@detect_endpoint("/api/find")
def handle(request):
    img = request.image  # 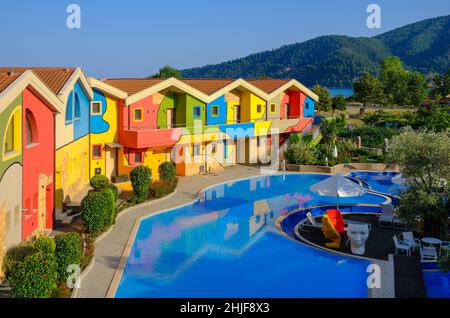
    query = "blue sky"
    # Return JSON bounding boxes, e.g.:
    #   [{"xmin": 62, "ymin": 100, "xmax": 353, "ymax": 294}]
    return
[{"xmin": 0, "ymin": 0, "xmax": 448, "ymax": 78}]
